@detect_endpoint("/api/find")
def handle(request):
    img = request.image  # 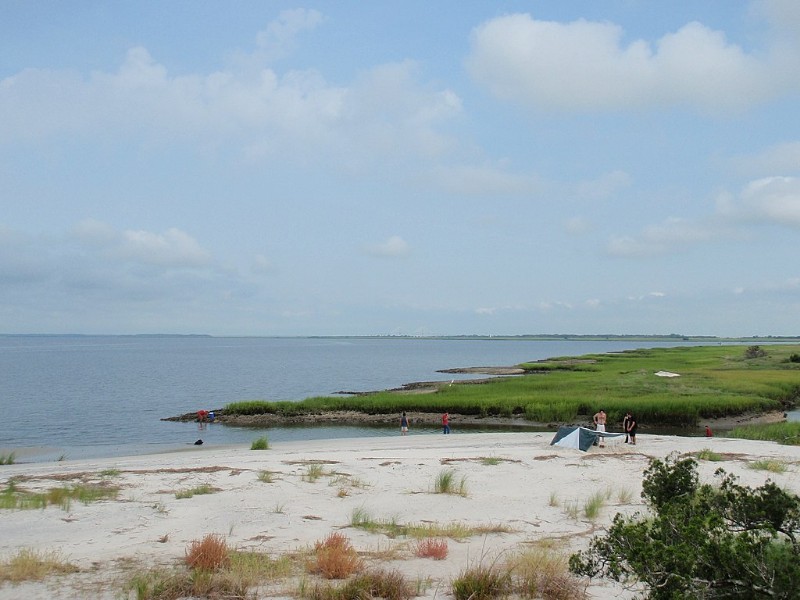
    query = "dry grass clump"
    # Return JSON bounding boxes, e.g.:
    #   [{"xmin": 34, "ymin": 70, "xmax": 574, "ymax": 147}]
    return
[
  {"xmin": 748, "ymin": 459, "xmax": 788, "ymax": 473},
  {"xmin": 413, "ymin": 537, "xmax": 449, "ymax": 560},
  {"xmin": 0, "ymin": 548, "xmax": 79, "ymax": 583},
  {"xmin": 127, "ymin": 548, "xmax": 297, "ymax": 599},
  {"xmin": 304, "ymin": 568, "xmax": 414, "ymax": 600},
  {"xmin": 310, "ymin": 532, "xmax": 362, "ymax": 579},
  {"xmin": 451, "ymin": 562, "xmax": 511, "ymax": 600},
  {"xmin": 451, "ymin": 547, "xmax": 587, "ymax": 600},
  {"xmin": 507, "ymin": 546, "xmax": 588, "ymax": 600},
  {"xmin": 185, "ymin": 533, "xmax": 230, "ymax": 571}
]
